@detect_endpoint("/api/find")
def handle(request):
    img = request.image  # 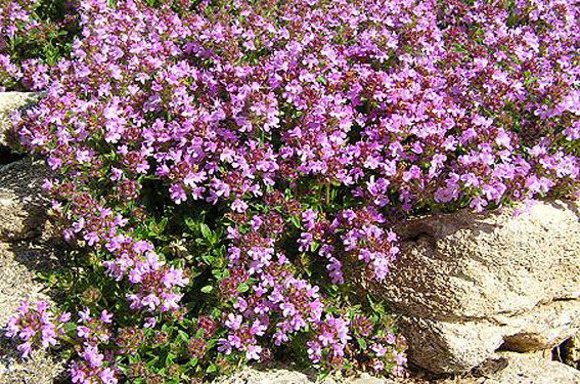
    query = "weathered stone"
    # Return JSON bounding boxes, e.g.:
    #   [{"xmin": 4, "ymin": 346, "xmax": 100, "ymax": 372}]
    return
[
  {"xmin": 0, "ymin": 152, "xmax": 64, "ymax": 384},
  {"xmin": 0, "ymin": 159, "xmax": 50, "ymax": 242},
  {"xmin": 0, "ymin": 241, "xmax": 65, "ymax": 384},
  {"xmin": 444, "ymin": 352, "xmax": 580, "ymax": 384},
  {"xmin": 211, "ymin": 367, "xmax": 318, "ymax": 384},
  {"xmin": 351, "ymin": 376, "xmax": 394, "ymax": 384},
  {"xmin": 0, "ymin": 92, "xmax": 41, "ymax": 148},
  {"xmin": 0, "ymin": 347, "xmax": 65, "ymax": 384},
  {"xmin": 561, "ymin": 334, "xmax": 580, "ymax": 370},
  {"xmin": 499, "ymin": 300, "xmax": 580, "ymax": 352},
  {"xmin": 210, "ymin": 368, "xmax": 399, "ymax": 384},
  {"xmin": 370, "ymin": 200, "xmax": 580, "ymax": 373},
  {"xmin": 398, "ymin": 317, "xmax": 505, "ymax": 374}
]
